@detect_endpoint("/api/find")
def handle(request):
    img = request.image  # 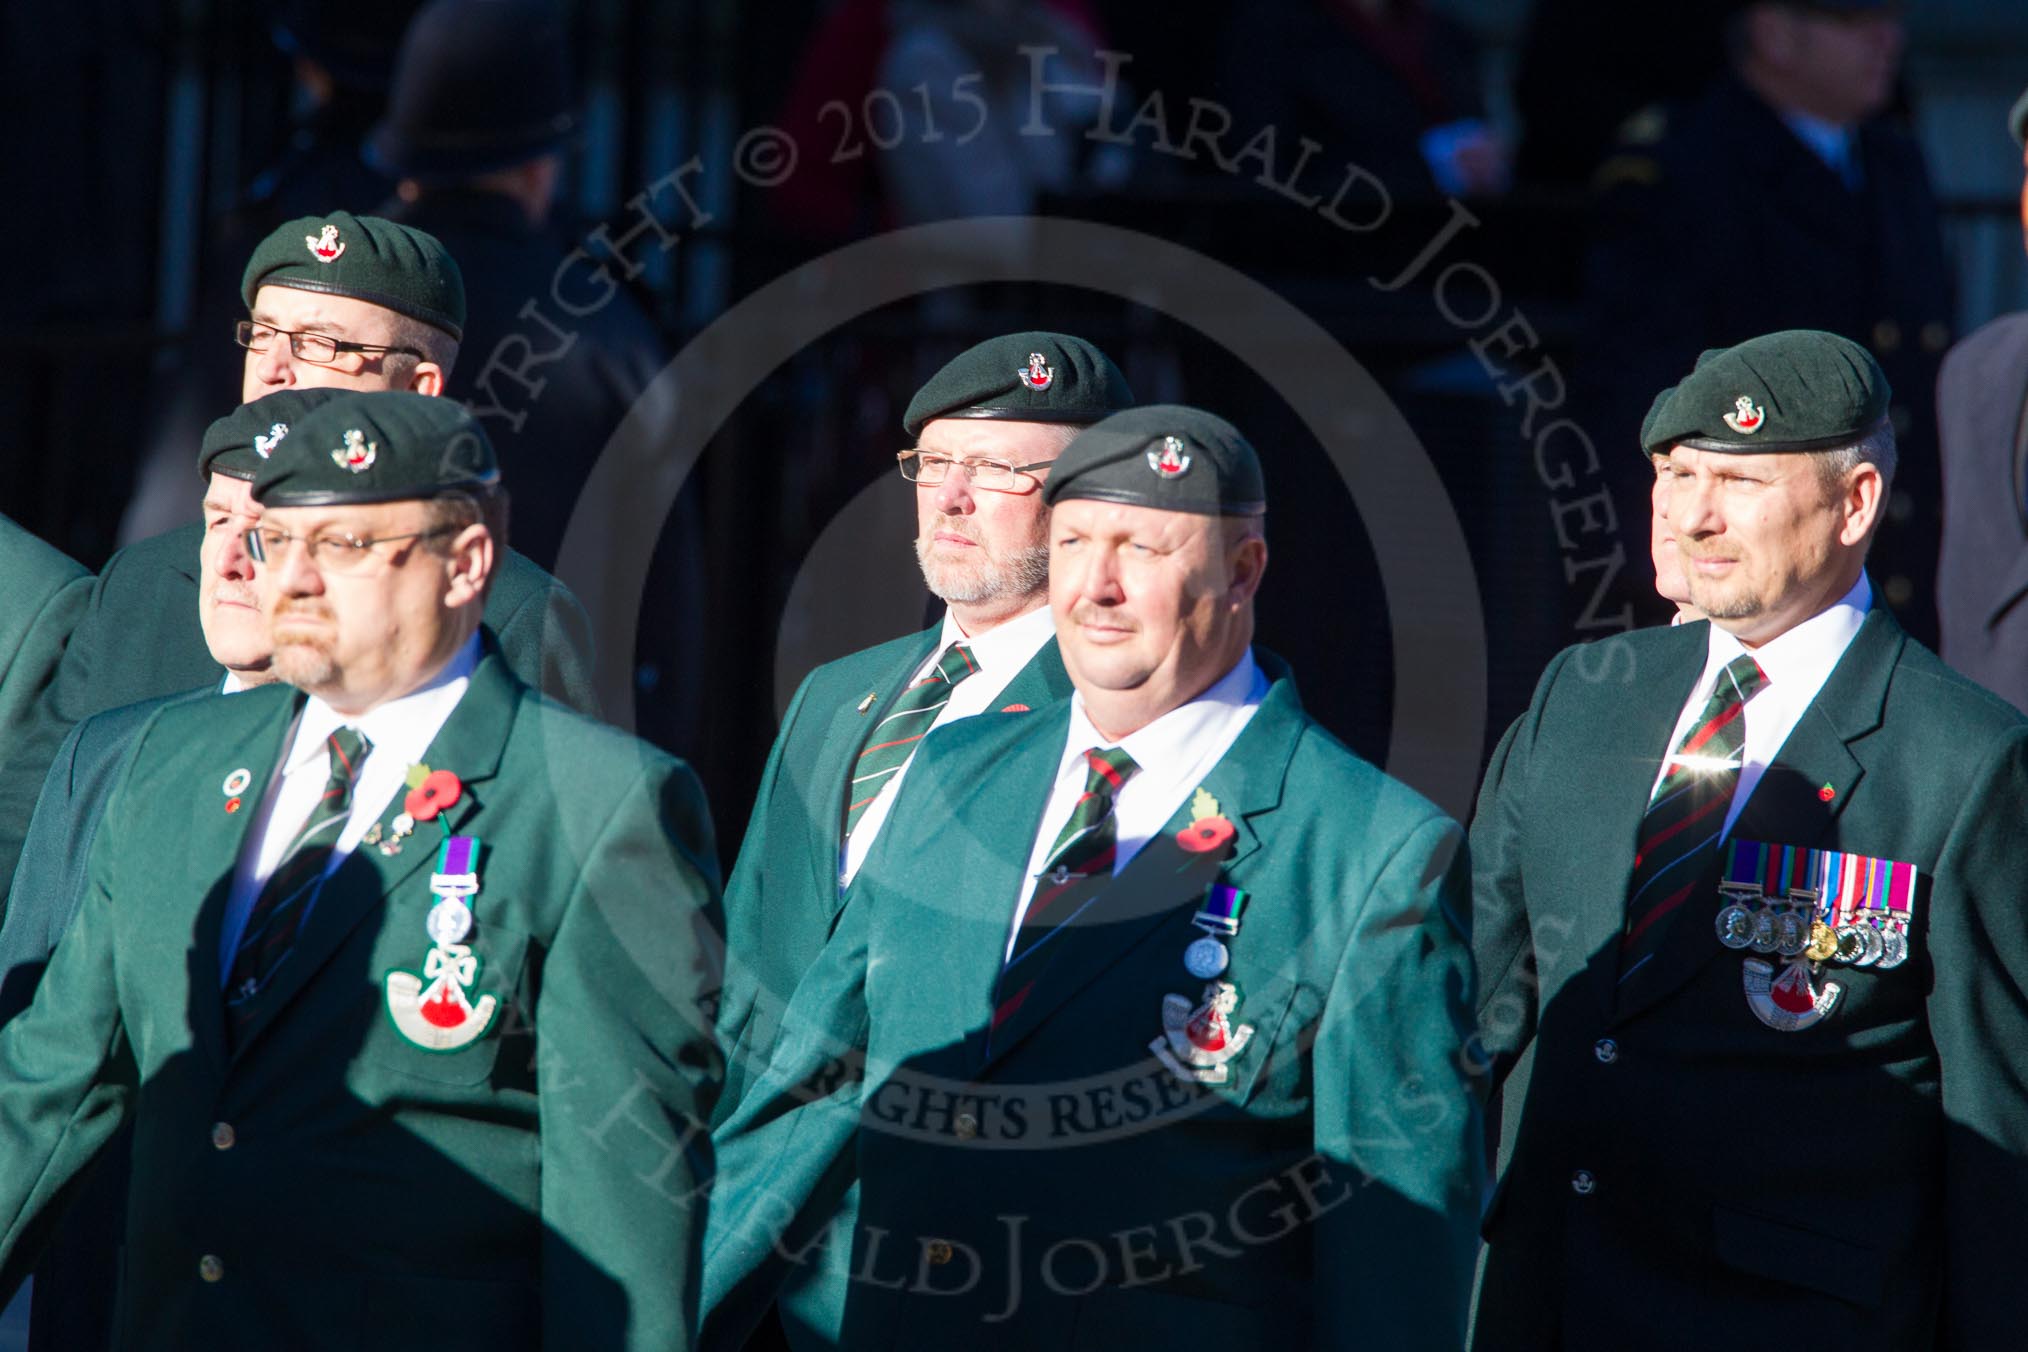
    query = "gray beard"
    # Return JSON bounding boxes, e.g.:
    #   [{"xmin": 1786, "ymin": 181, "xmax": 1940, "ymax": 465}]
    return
[{"xmin": 915, "ymin": 538, "xmax": 1049, "ymax": 605}]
